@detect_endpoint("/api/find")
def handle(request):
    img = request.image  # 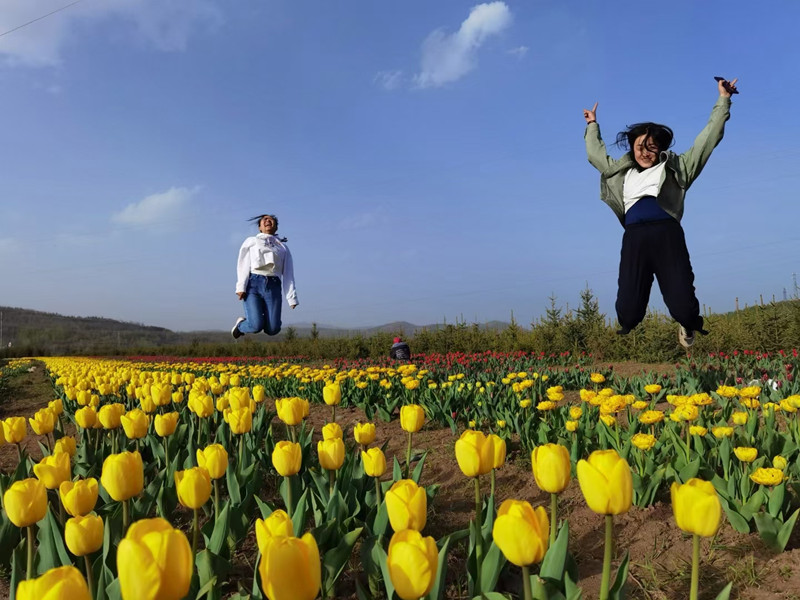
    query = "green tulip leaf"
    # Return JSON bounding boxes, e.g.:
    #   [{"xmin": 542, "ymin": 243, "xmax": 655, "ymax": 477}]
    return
[
  {"xmin": 321, "ymin": 527, "xmax": 363, "ymax": 596},
  {"xmin": 564, "ymin": 571, "xmax": 584, "ymax": 600},
  {"xmin": 678, "ymin": 458, "xmax": 700, "ymax": 483},
  {"xmin": 608, "ymin": 551, "xmax": 630, "ymax": 599},
  {"xmin": 719, "ymin": 496, "xmax": 751, "ymax": 534},
  {"xmin": 292, "ymin": 488, "xmax": 310, "ymax": 537},
  {"xmin": 743, "ymin": 490, "xmax": 766, "ymax": 516},
  {"xmin": 427, "ymin": 534, "xmax": 452, "ymax": 600},
  {"xmin": 767, "ymin": 483, "xmax": 786, "ymax": 518},
  {"xmin": 36, "ymin": 508, "xmax": 70, "ymax": 573},
  {"xmin": 226, "ymin": 467, "xmax": 242, "ymax": 506},
  {"xmin": 777, "ymin": 508, "xmax": 800, "ymax": 551},
  {"xmin": 411, "ymin": 450, "xmax": 429, "ymax": 483},
  {"xmin": 206, "ymin": 500, "xmax": 231, "ymax": 555},
  {"xmin": 254, "ymin": 495, "xmax": 274, "ymax": 520},
  {"xmin": 478, "ymin": 540, "xmax": 506, "ymax": 594},
  {"xmin": 105, "ymin": 577, "xmax": 122, "ymax": 600},
  {"xmin": 251, "ymin": 549, "xmax": 265, "ymax": 600},
  {"xmin": 372, "ymin": 499, "xmax": 389, "ymax": 538},
  {"xmin": 469, "ymin": 594, "xmax": 510, "ymax": 599},
  {"xmin": 540, "ymin": 520, "xmax": 569, "ymax": 583},
  {"xmin": 9, "ymin": 543, "xmax": 24, "ymax": 600},
  {"xmin": 392, "ymin": 457, "xmax": 403, "ymax": 482},
  {"xmin": 714, "ymin": 581, "xmax": 733, "ymax": 600},
  {"xmin": 373, "ymin": 542, "xmax": 396, "ymax": 599}
]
